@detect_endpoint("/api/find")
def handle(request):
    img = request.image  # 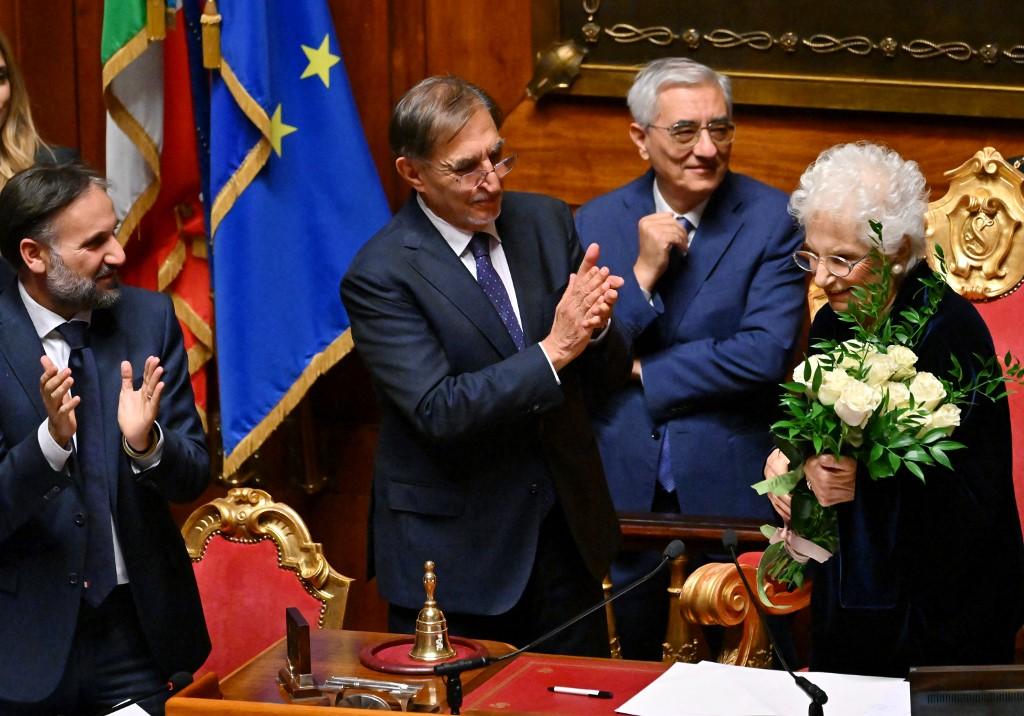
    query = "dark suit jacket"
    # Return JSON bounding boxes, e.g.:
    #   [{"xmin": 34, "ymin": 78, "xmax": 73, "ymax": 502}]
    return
[
  {"xmin": 341, "ymin": 192, "xmax": 625, "ymax": 614},
  {"xmin": 0, "ymin": 277, "xmax": 210, "ymax": 704},
  {"xmin": 575, "ymin": 171, "xmax": 805, "ymax": 519}
]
